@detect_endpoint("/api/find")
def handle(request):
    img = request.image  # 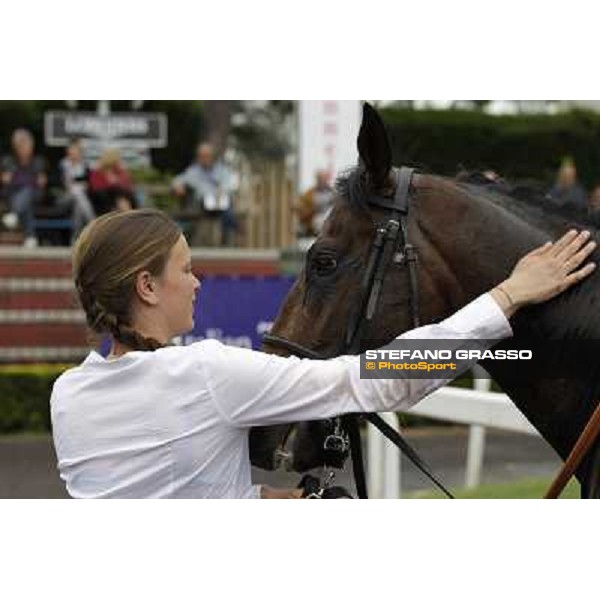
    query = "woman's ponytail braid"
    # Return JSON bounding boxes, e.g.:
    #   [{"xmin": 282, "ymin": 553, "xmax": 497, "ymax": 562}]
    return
[{"xmin": 76, "ymin": 279, "xmax": 164, "ymax": 351}]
